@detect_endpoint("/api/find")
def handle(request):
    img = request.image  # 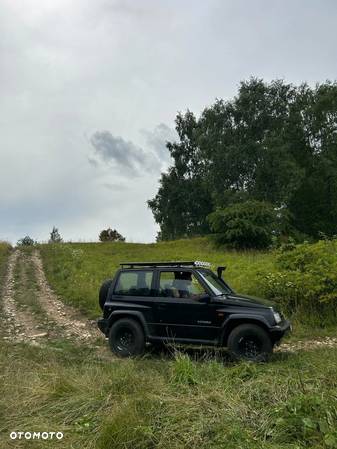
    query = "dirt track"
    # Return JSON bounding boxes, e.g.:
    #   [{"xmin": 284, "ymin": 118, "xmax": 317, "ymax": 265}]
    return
[
  {"xmin": 1, "ymin": 249, "xmax": 336, "ymax": 354},
  {"xmin": 1, "ymin": 249, "xmax": 102, "ymax": 346}
]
